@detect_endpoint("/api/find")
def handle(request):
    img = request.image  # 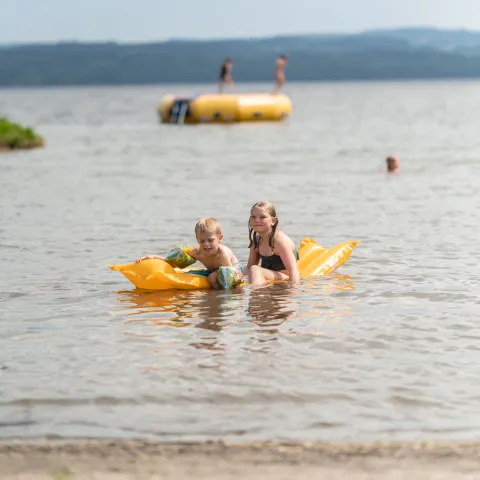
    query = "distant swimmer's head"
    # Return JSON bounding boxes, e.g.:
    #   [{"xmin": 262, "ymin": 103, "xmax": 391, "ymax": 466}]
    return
[
  {"xmin": 224, "ymin": 57, "xmax": 232, "ymax": 65},
  {"xmin": 386, "ymin": 155, "xmax": 399, "ymax": 173},
  {"xmin": 195, "ymin": 217, "xmax": 223, "ymax": 255}
]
